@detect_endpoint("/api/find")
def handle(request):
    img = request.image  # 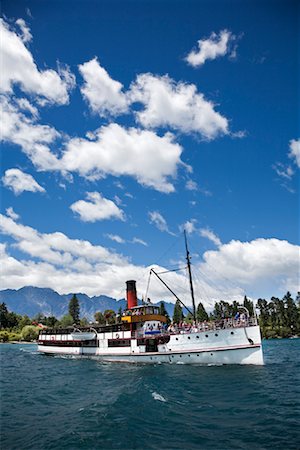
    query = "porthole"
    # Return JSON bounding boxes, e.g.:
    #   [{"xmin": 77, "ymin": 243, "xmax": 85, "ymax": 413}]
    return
[
  {"xmin": 176, "ymin": 338, "xmax": 178, "ymax": 341},
  {"xmin": 215, "ymin": 334, "xmax": 218, "ymax": 337},
  {"xmin": 172, "ymin": 355, "xmax": 174, "ymax": 358},
  {"xmin": 205, "ymin": 334, "xmax": 208, "ymax": 338},
  {"xmin": 188, "ymin": 337, "xmax": 190, "ymax": 340},
  {"xmin": 188, "ymin": 354, "xmax": 190, "ymax": 357},
  {"xmin": 150, "ymin": 357, "xmax": 152, "ymax": 360},
  {"xmin": 211, "ymin": 353, "xmax": 213, "ymax": 356},
  {"xmin": 196, "ymin": 336, "xmax": 199, "ymax": 339},
  {"xmin": 197, "ymin": 354, "xmax": 199, "ymax": 357},
  {"xmin": 179, "ymin": 355, "xmax": 182, "ymax": 358},
  {"xmin": 231, "ymin": 331, "xmax": 234, "ymax": 335}
]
